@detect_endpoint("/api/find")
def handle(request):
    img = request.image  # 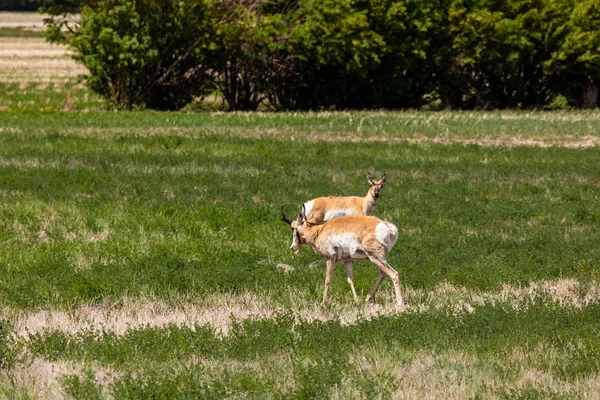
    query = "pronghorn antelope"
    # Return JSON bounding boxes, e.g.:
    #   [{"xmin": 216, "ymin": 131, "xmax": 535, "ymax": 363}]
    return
[
  {"xmin": 280, "ymin": 205, "xmax": 404, "ymax": 308},
  {"xmin": 302, "ymin": 171, "xmax": 386, "ymax": 225}
]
